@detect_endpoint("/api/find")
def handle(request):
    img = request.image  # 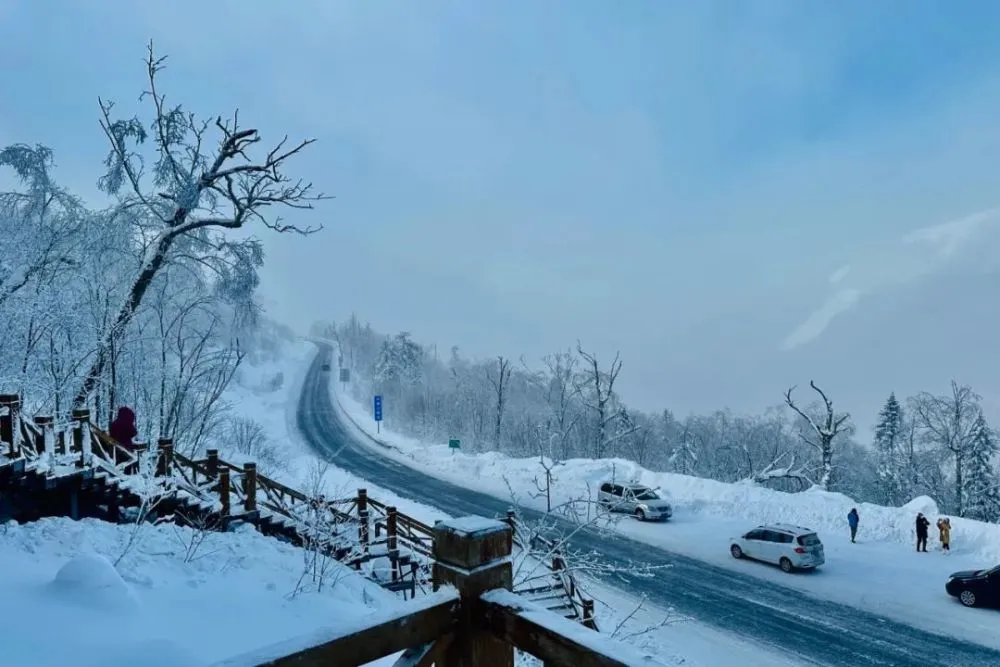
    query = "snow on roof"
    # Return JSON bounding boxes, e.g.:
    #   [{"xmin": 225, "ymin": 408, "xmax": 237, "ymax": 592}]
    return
[
  {"xmin": 481, "ymin": 589, "xmax": 671, "ymax": 666},
  {"xmin": 212, "ymin": 587, "xmax": 460, "ymax": 666},
  {"xmin": 438, "ymin": 515, "xmax": 508, "ymax": 537}
]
